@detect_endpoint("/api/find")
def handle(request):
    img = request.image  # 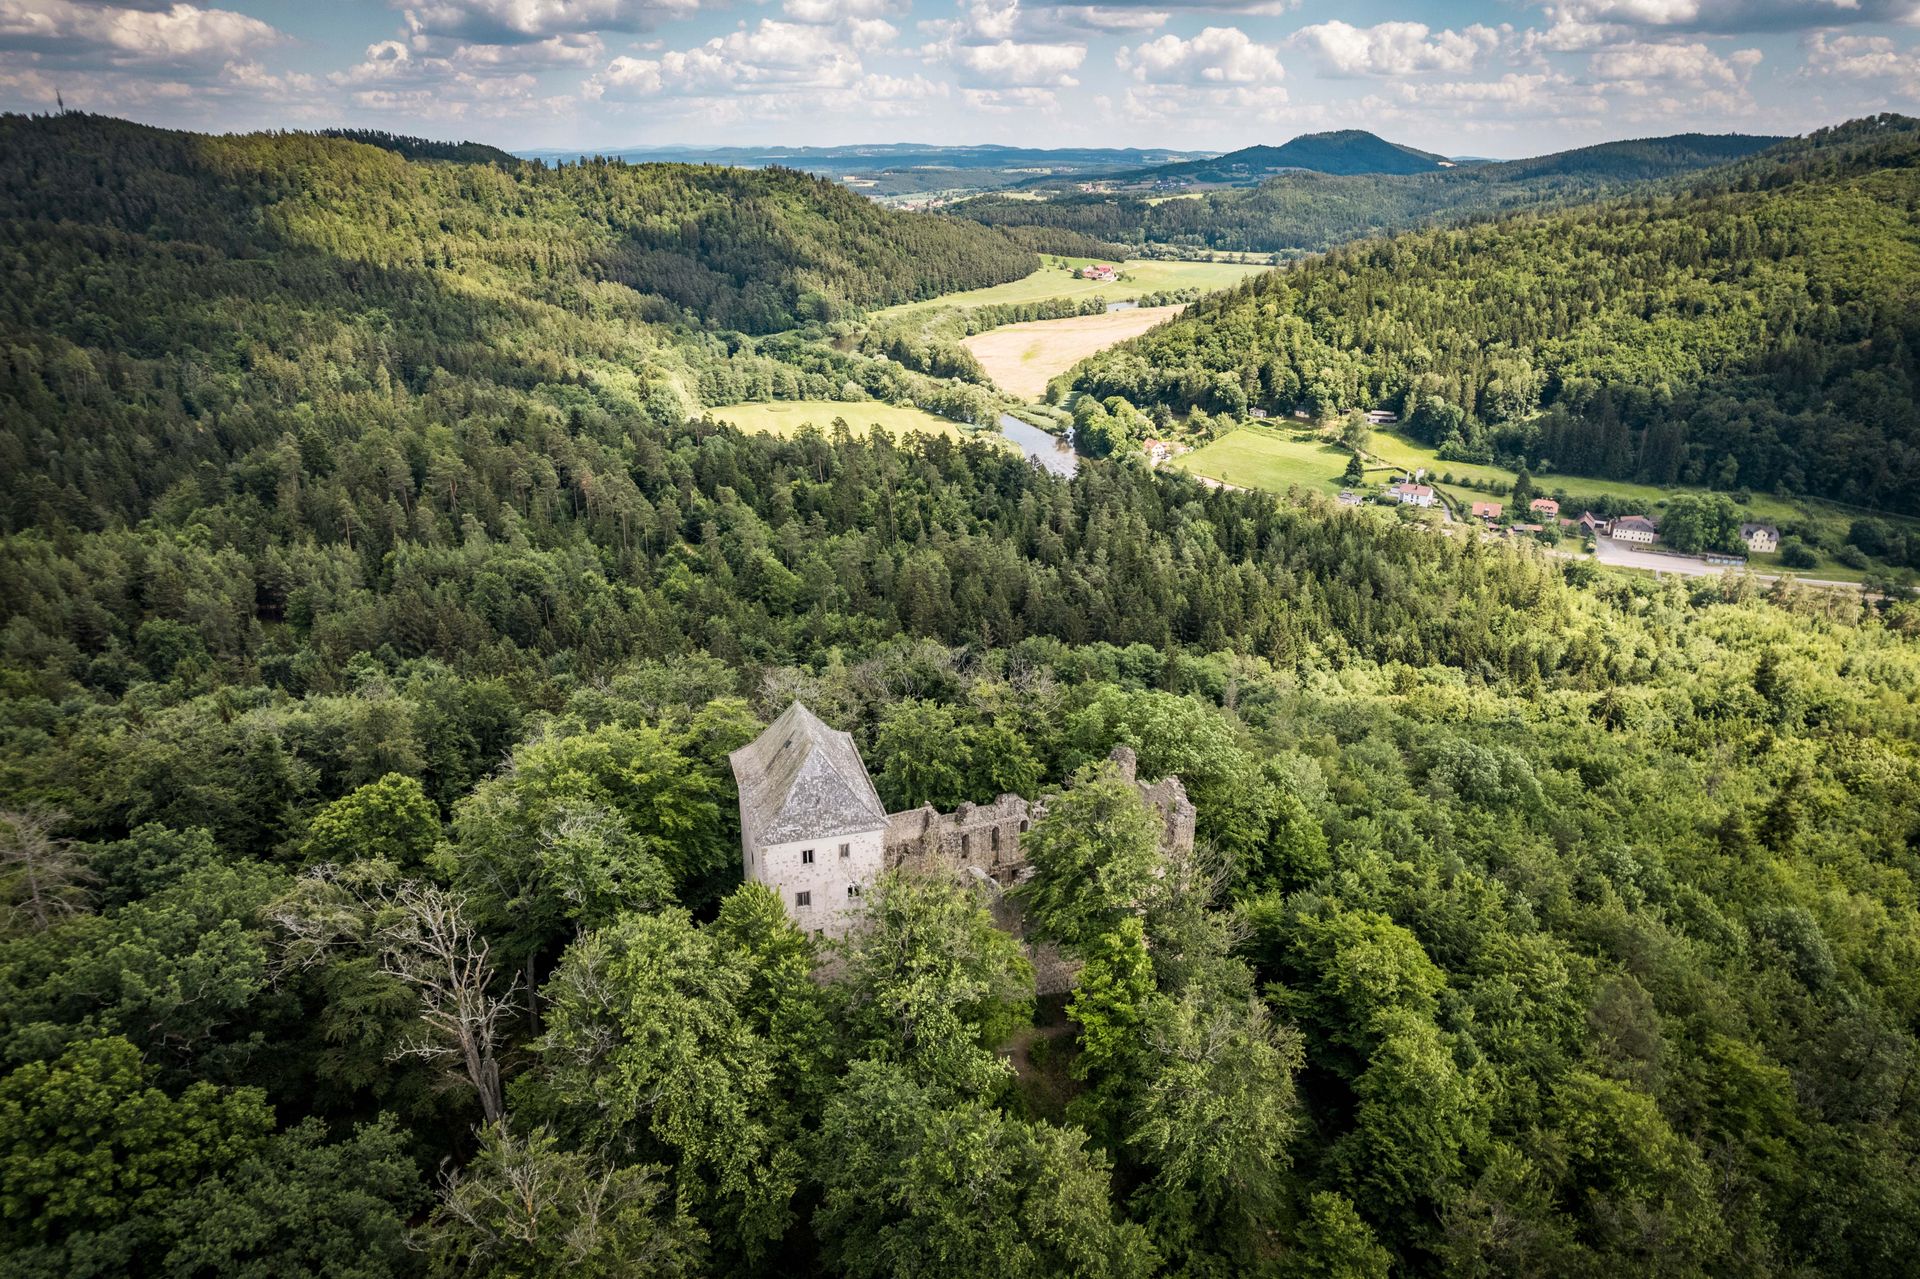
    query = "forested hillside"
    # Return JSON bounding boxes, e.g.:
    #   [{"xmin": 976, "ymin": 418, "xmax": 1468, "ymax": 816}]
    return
[
  {"xmin": 5, "ymin": 112, "xmax": 1920, "ymax": 1279},
  {"xmin": 0, "ymin": 114, "xmax": 1088, "ymax": 529},
  {"xmin": 953, "ymin": 132, "xmax": 1779, "ymax": 254},
  {"xmin": 1136, "ymin": 128, "xmax": 1452, "ymax": 183},
  {"xmin": 316, "ymin": 129, "xmax": 523, "ymax": 167},
  {"xmin": 1066, "ymin": 116, "xmax": 1920, "ymax": 511}
]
